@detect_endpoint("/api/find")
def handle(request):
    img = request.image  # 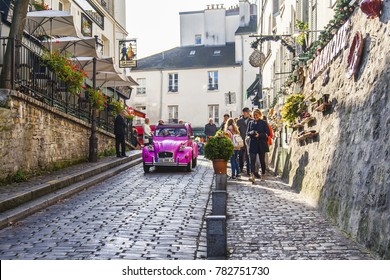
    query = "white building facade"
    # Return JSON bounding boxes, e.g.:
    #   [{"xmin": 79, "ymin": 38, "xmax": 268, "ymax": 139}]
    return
[
  {"xmin": 258, "ymin": 0, "xmax": 335, "ymax": 110},
  {"xmin": 255, "ymin": 0, "xmax": 335, "ymax": 154},
  {"xmin": 129, "ymin": 0, "xmax": 259, "ymax": 129}
]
